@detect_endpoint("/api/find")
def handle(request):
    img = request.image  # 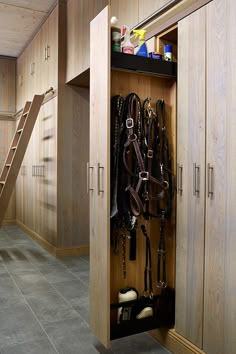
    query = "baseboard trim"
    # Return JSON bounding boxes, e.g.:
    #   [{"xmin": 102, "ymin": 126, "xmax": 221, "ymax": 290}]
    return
[
  {"xmin": 2, "ymin": 219, "xmax": 17, "ymax": 226},
  {"xmin": 16, "ymin": 220, "xmax": 89, "ymax": 258},
  {"xmin": 149, "ymin": 329, "xmax": 206, "ymax": 354}
]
